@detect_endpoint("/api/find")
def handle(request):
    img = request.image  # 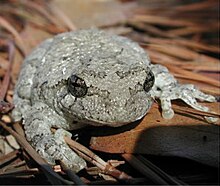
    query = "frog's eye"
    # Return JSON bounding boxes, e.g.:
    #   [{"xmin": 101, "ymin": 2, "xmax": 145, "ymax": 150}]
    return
[
  {"xmin": 143, "ymin": 70, "xmax": 155, "ymax": 92},
  {"xmin": 68, "ymin": 75, "xmax": 88, "ymax": 98}
]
